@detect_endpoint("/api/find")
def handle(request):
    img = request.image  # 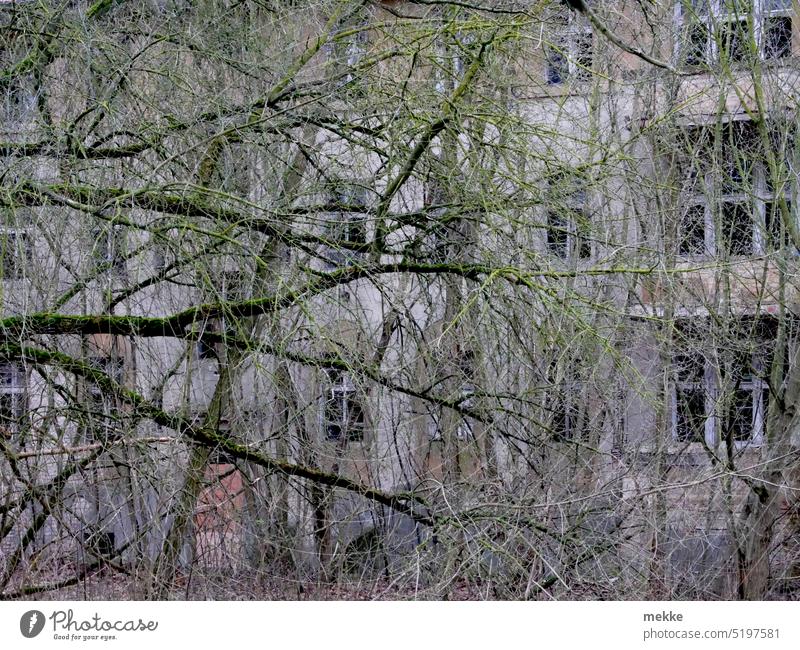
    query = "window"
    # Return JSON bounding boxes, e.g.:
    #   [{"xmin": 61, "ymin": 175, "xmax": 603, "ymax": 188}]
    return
[
  {"xmin": 548, "ymin": 386, "xmax": 583, "ymax": 441},
  {"xmin": 323, "ymin": 184, "xmax": 369, "ymax": 267},
  {"xmin": 433, "ymin": 32, "xmax": 472, "ymax": 94},
  {"xmin": 0, "ymin": 362, "xmax": 26, "ymax": 437},
  {"xmin": 197, "ymin": 339, "xmax": 217, "ymax": 360},
  {"xmin": 671, "ymin": 319, "xmax": 775, "ymax": 446},
  {"xmin": 323, "ymin": 367, "xmax": 365, "ymax": 442},
  {"xmin": 1, "ymin": 75, "xmax": 37, "ymax": 128},
  {"xmin": 546, "ymin": 173, "xmax": 592, "ymax": 260},
  {"xmin": 545, "ymin": 10, "xmax": 593, "ymax": 84},
  {"xmin": 546, "ymin": 209, "xmax": 592, "ymax": 259},
  {"xmin": 86, "ymin": 354, "xmax": 124, "ymax": 439},
  {"xmin": 83, "ymin": 528, "xmax": 116, "ymax": 560},
  {"xmin": 544, "ymin": 362, "xmax": 585, "ymax": 442},
  {"xmin": 426, "ymin": 350, "xmax": 477, "ymax": 441},
  {"xmin": 328, "ymin": 10, "xmax": 369, "ymax": 89},
  {"xmin": 195, "ymin": 318, "xmax": 220, "ymax": 361},
  {"xmin": 0, "ymin": 230, "xmax": 29, "ymax": 280},
  {"xmin": 673, "ymin": 351, "xmax": 709, "ymax": 442},
  {"xmin": 92, "ymin": 225, "xmax": 127, "ymax": 279},
  {"xmin": 677, "ymin": 120, "xmax": 796, "ymax": 257},
  {"xmin": 677, "ymin": 0, "xmax": 793, "ymax": 65},
  {"xmin": 679, "ymin": 203, "xmax": 708, "ymax": 255}
]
